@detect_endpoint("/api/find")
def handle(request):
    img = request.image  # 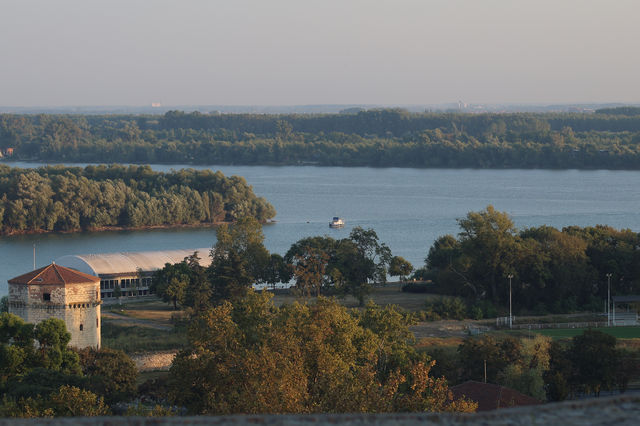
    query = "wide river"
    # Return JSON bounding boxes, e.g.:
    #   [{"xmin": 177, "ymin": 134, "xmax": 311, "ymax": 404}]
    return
[{"xmin": 2, "ymin": 162, "xmax": 640, "ymax": 296}]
